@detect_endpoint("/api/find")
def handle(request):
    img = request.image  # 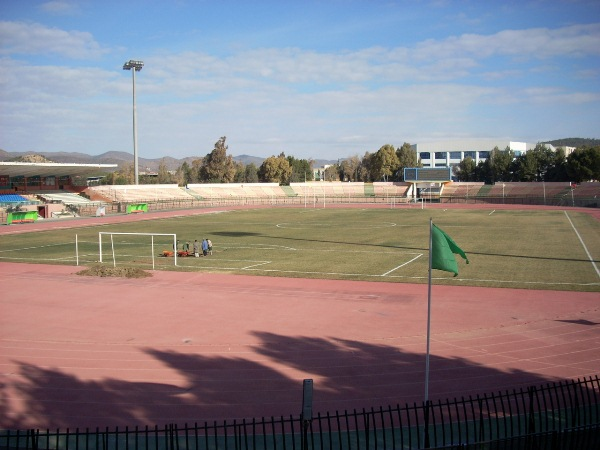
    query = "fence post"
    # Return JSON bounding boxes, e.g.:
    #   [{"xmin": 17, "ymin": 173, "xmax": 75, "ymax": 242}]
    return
[
  {"xmin": 29, "ymin": 429, "xmax": 38, "ymax": 450},
  {"xmin": 526, "ymin": 386, "xmax": 537, "ymax": 449},
  {"xmin": 301, "ymin": 379, "xmax": 313, "ymax": 450},
  {"xmin": 423, "ymin": 400, "xmax": 431, "ymax": 448}
]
